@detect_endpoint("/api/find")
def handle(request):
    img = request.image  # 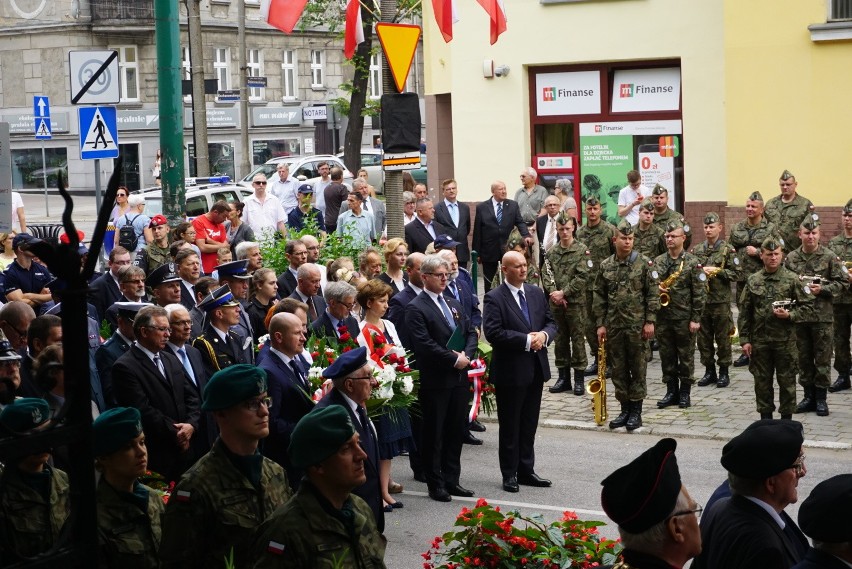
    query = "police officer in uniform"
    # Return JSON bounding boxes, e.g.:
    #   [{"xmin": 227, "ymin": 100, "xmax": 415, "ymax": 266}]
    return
[
  {"xmin": 692, "ymin": 212, "xmax": 742, "ymax": 388},
  {"xmin": 541, "ymin": 212, "xmax": 590, "ymax": 394},
  {"xmin": 785, "ymin": 213, "xmax": 847, "ymax": 416},
  {"xmin": 192, "ymin": 284, "xmax": 250, "ymax": 377},
  {"xmin": 654, "ymin": 220, "xmax": 706, "ymax": 409},
  {"xmin": 215, "ymin": 259, "xmax": 255, "ymax": 361},
  {"xmin": 828, "ymin": 198, "xmax": 852, "ymax": 393},
  {"xmin": 593, "ymin": 220, "xmax": 659, "ymax": 430},
  {"xmin": 764, "ymin": 169, "xmax": 814, "ymax": 252},
  {"xmin": 738, "ymin": 237, "xmax": 814, "ymax": 419}
]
